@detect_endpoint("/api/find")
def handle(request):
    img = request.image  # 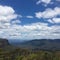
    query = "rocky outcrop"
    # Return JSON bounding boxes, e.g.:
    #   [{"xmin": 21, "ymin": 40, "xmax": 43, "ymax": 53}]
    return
[{"xmin": 0, "ymin": 38, "xmax": 9, "ymax": 48}]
